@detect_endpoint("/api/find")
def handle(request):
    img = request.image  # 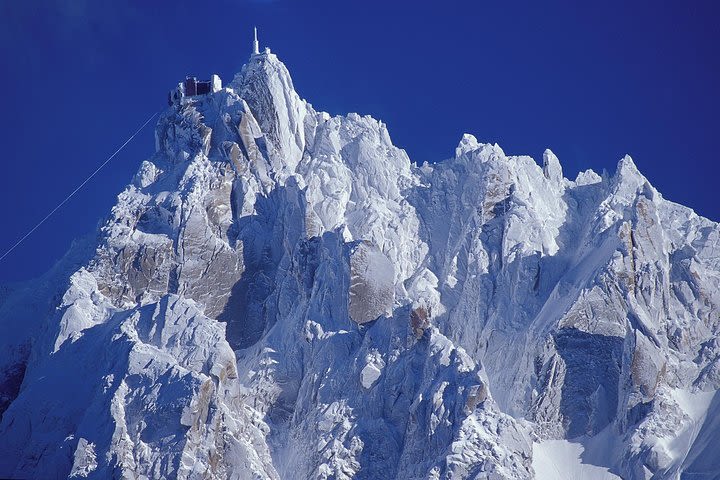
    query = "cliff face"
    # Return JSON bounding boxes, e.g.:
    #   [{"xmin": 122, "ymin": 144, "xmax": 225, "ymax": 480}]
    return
[{"xmin": 0, "ymin": 50, "xmax": 718, "ymax": 480}]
